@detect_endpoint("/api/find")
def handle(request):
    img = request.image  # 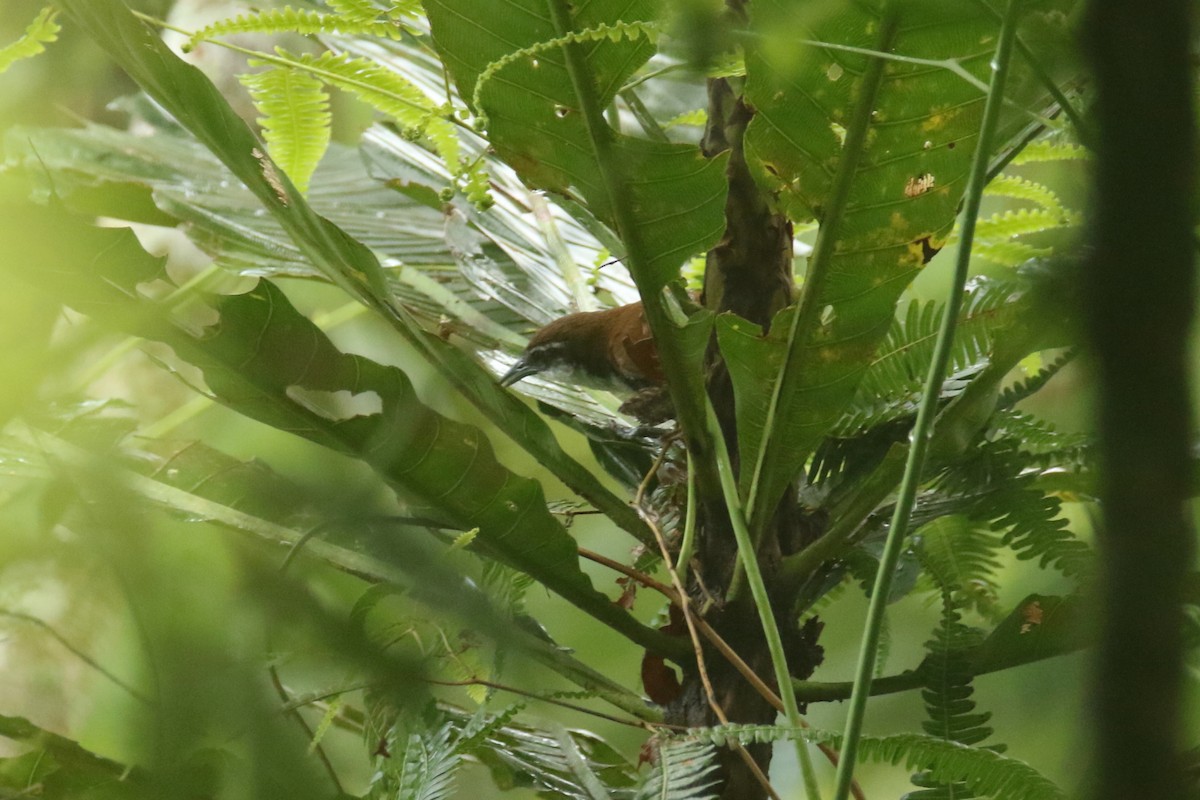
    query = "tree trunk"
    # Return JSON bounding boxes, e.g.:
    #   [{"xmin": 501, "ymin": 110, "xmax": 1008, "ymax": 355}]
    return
[
  {"xmin": 1081, "ymin": 0, "xmax": 1196, "ymax": 797},
  {"xmin": 662, "ymin": 72, "xmax": 824, "ymax": 799}
]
